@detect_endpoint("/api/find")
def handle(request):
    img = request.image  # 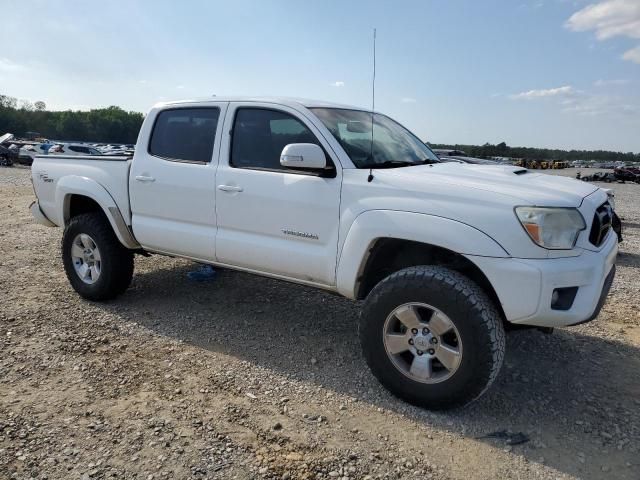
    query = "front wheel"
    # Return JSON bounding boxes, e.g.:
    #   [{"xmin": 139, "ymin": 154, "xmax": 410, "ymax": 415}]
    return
[
  {"xmin": 62, "ymin": 213, "xmax": 134, "ymax": 301},
  {"xmin": 360, "ymin": 266, "xmax": 505, "ymax": 410}
]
